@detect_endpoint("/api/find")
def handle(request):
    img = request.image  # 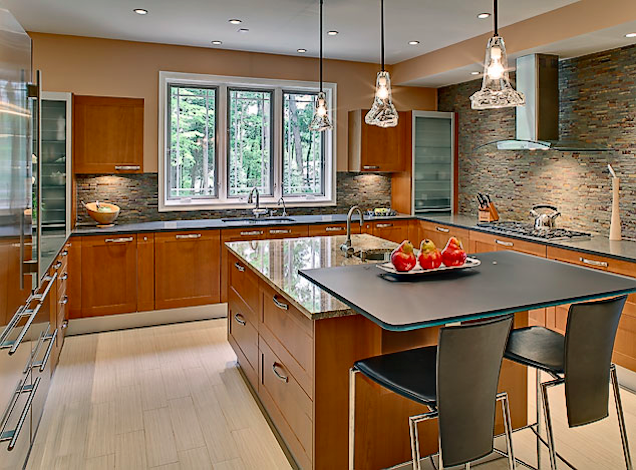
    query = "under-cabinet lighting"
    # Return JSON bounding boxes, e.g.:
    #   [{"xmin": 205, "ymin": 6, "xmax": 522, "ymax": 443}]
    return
[{"xmin": 133, "ymin": 8, "xmax": 148, "ymax": 15}]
